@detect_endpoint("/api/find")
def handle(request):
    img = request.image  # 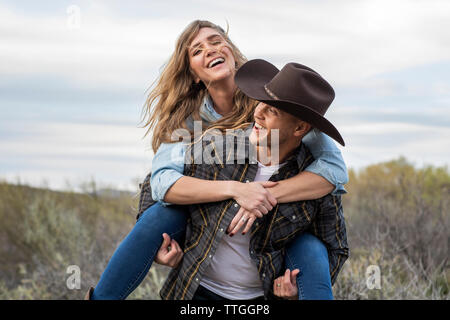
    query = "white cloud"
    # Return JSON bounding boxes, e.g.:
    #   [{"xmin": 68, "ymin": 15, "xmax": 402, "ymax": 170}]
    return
[
  {"xmin": 0, "ymin": 120, "xmax": 153, "ymax": 190},
  {"xmin": 339, "ymin": 121, "xmax": 450, "ymax": 169},
  {"xmin": 1, "ymin": 121, "xmax": 153, "ymax": 158},
  {"xmin": 1, "ymin": 0, "xmax": 449, "ymax": 190},
  {"xmin": 1, "ymin": 0, "xmax": 449, "ymax": 88}
]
